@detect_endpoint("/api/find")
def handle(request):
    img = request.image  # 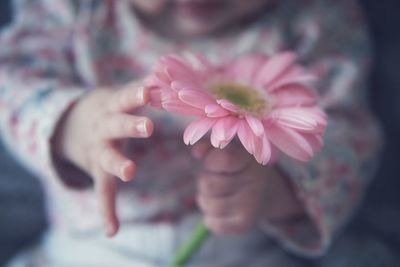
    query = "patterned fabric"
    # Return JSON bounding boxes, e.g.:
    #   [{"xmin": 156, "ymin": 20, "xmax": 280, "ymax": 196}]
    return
[{"xmin": 0, "ymin": 0, "xmax": 382, "ymax": 265}]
